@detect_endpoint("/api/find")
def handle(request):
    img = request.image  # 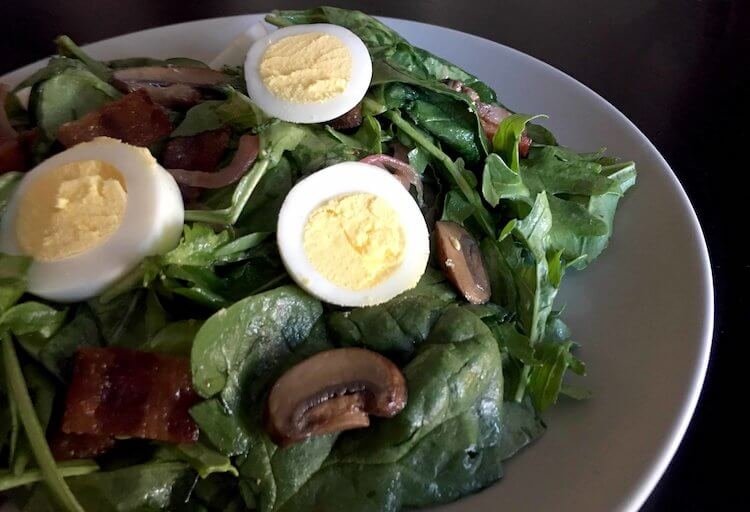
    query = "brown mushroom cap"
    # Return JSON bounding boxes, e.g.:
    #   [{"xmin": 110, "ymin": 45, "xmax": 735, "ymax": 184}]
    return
[
  {"xmin": 265, "ymin": 348, "xmax": 407, "ymax": 447},
  {"xmin": 327, "ymin": 103, "xmax": 363, "ymax": 130},
  {"xmin": 434, "ymin": 221, "xmax": 491, "ymax": 304},
  {"xmin": 112, "ymin": 66, "xmax": 230, "ymax": 87}
]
